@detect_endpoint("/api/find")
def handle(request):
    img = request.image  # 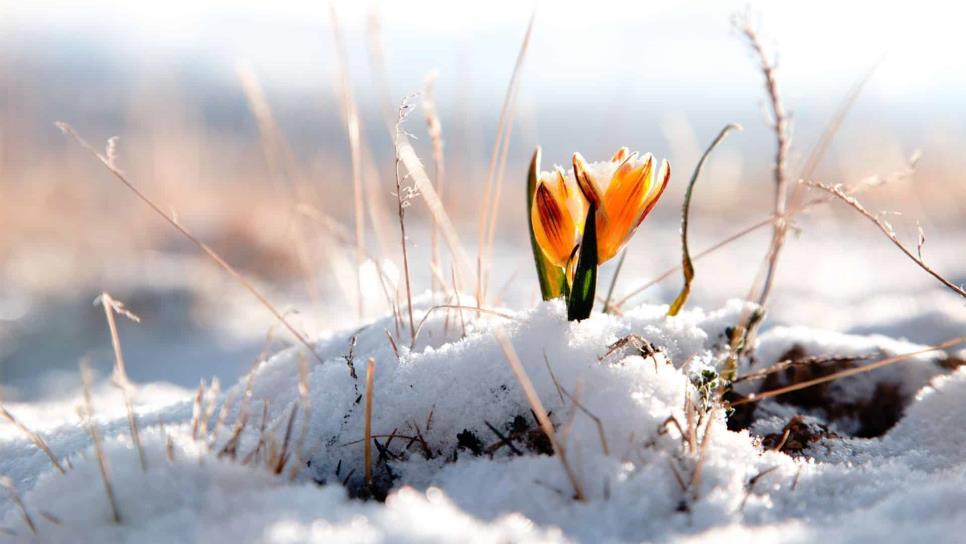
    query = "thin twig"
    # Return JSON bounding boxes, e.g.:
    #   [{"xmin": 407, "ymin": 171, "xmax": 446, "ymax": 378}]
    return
[
  {"xmin": 736, "ymin": 15, "xmax": 791, "ymax": 311},
  {"xmin": 732, "ymin": 336, "xmax": 966, "ymax": 406},
  {"xmin": 805, "ymin": 181, "xmax": 966, "ymax": 299},
  {"xmin": 57, "ymin": 123, "xmax": 324, "ymax": 365}
]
